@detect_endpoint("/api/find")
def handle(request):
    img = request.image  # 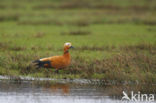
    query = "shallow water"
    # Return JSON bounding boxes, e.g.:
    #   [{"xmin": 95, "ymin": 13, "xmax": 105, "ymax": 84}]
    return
[
  {"xmin": 0, "ymin": 80, "xmax": 116, "ymax": 103},
  {"xmin": 0, "ymin": 77, "xmax": 155, "ymax": 103}
]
